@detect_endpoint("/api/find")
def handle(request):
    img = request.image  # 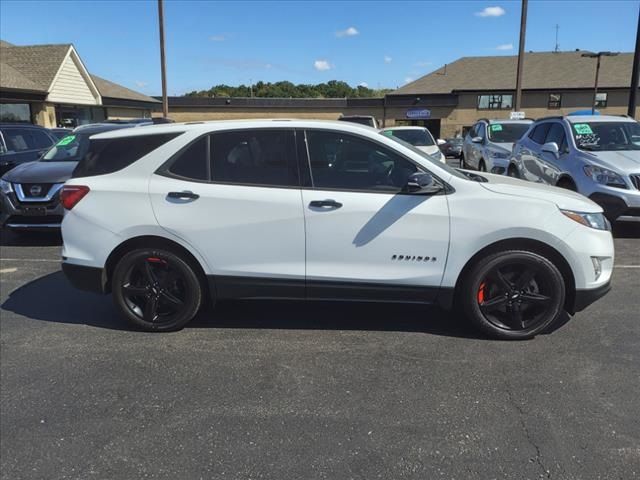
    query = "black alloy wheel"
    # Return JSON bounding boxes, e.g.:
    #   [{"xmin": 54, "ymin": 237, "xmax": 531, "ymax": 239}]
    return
[
  {"xmin": 112, "ymin": 249, "xmax": 202, "ymax": 331},
  {"xmin": 461, "ymin": 250, "xmax": 565, "ymax": 339}
]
